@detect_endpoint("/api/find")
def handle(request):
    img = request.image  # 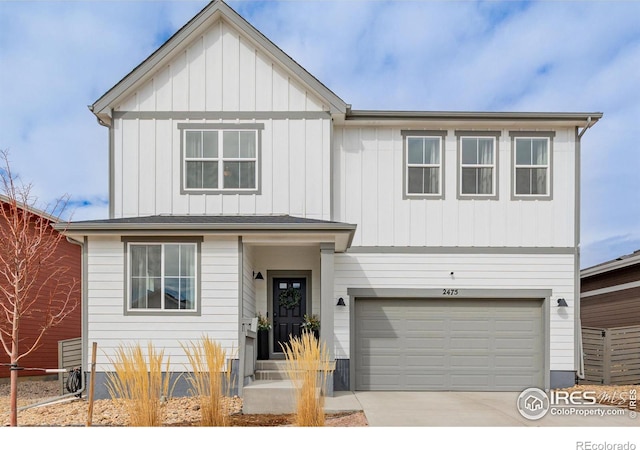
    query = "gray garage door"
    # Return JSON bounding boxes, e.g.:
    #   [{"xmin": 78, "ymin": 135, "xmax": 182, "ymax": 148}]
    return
[{"xmin": 354, "ymin": 298, "xmax": 544, "ymax": 391}]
